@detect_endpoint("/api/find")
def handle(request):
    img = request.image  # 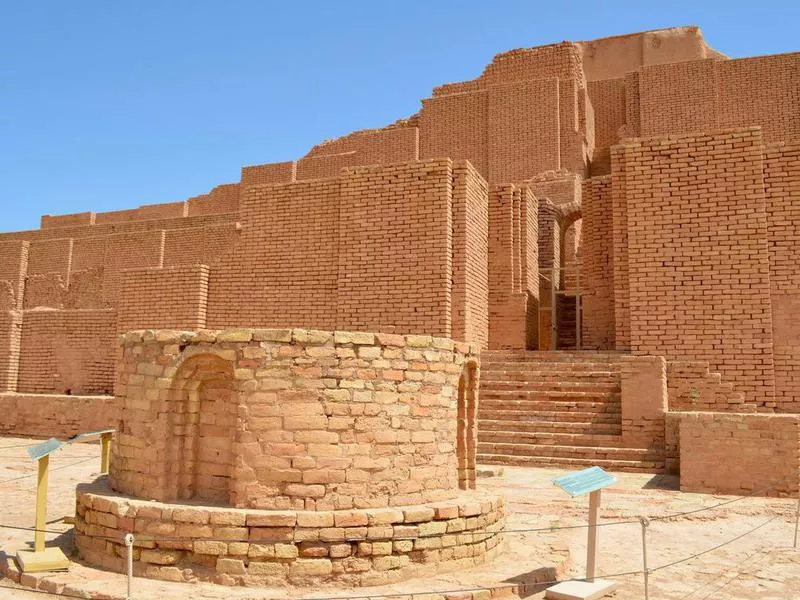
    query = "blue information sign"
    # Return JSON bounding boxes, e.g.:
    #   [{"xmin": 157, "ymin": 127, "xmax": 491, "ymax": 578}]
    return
[{"xmin": 553, "ymin": 466, "xmax": 617, "ymax": 497}]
